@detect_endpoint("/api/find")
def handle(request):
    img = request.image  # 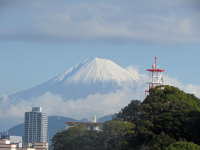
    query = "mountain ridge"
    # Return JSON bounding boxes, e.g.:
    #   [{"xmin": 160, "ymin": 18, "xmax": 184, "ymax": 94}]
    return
[{"xmin": 7, "ymin": 57, "xmax": 139, "ymax": 101}]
